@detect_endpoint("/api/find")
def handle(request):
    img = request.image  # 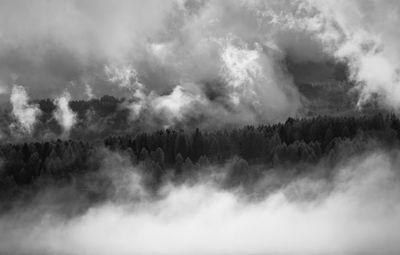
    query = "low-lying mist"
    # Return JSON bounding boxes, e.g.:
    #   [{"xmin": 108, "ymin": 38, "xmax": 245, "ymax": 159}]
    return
[{"xmin": 0, "ymin": 149, "xmax": 400, "ymax": 255}]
